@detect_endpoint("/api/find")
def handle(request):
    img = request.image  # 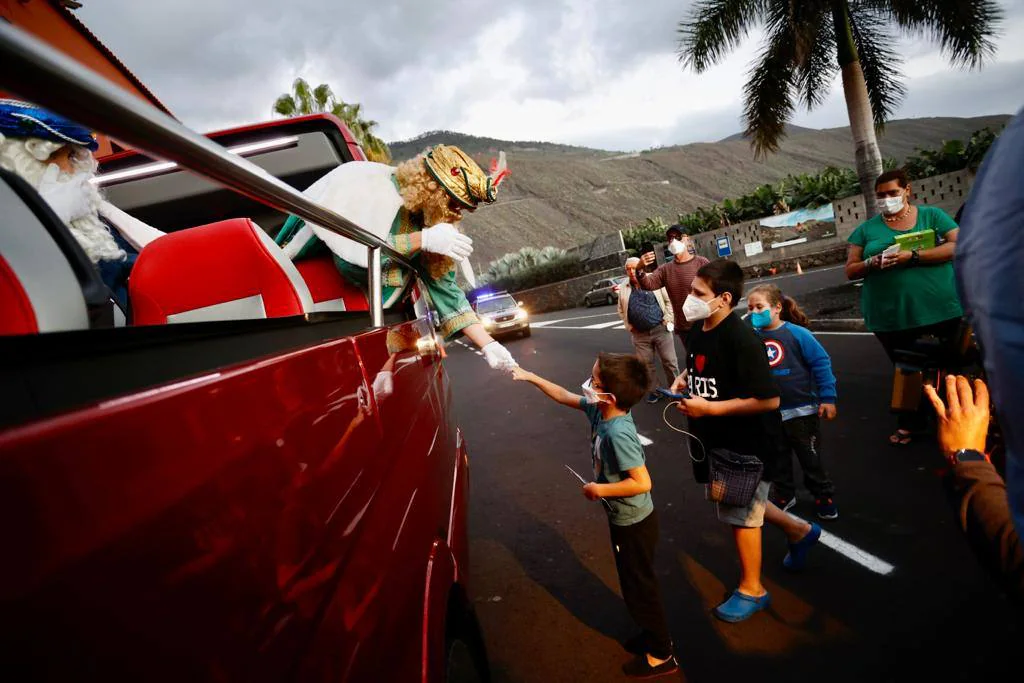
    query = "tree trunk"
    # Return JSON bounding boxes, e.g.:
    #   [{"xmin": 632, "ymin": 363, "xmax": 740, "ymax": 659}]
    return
[
  {"xmin": 841, "ymin": 62, "xmax": 883, "ymax": 218},
  {"xmin": 833, "ymin": 3, "xmax": 882, "ymax": 218}
]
